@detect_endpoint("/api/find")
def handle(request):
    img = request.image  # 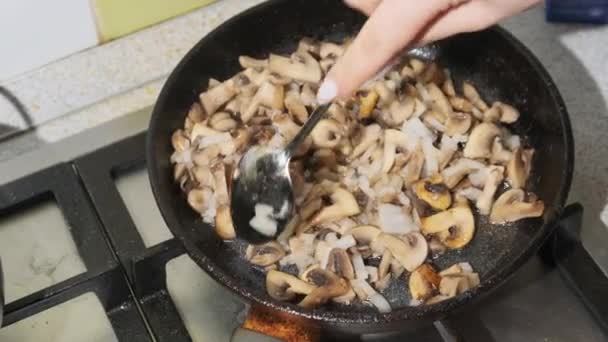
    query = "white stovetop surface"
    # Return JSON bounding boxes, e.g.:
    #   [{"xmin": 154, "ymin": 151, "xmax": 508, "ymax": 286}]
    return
[{"xmin": 0, "ymin": 1, "xmax": 606, "ymax": 341}]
